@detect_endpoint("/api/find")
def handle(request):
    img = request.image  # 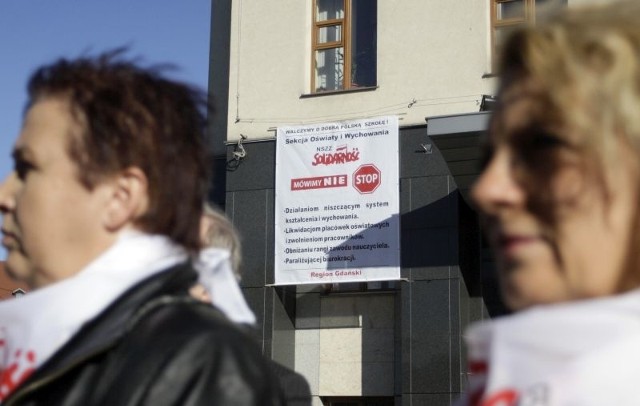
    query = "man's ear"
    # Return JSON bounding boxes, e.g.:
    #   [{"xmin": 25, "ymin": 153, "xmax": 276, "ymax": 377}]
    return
[{"xmin": 103, "ymin": 167, "xmax": 149, "ymax": 231}]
